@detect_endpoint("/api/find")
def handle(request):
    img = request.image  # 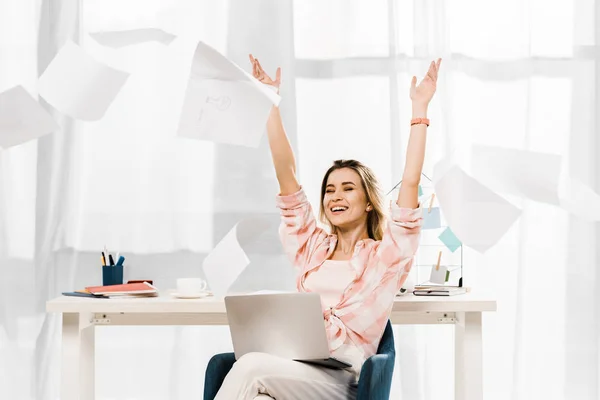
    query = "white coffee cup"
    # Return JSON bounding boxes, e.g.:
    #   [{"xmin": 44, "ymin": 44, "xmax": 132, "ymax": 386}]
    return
[{"xmin": 177, "ymin": 278, "xmax": 208, "ymax": 295}]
